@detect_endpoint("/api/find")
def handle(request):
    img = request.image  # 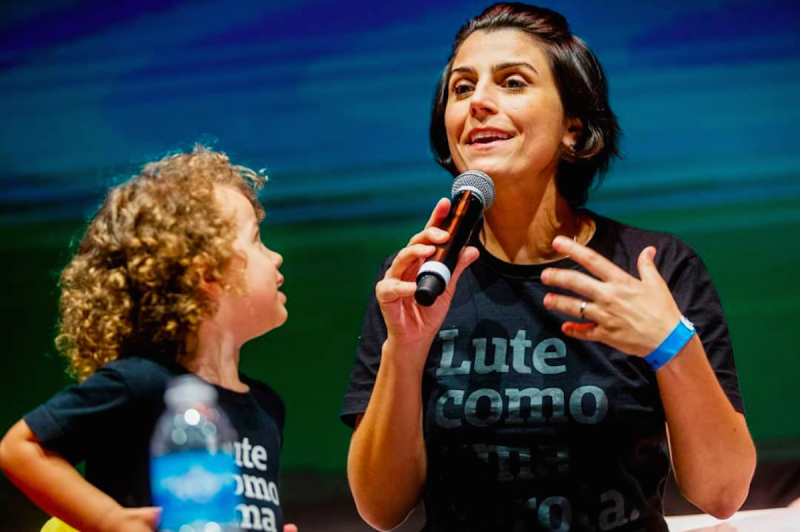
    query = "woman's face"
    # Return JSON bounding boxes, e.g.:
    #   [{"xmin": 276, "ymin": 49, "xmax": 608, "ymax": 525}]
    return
[{"xmin": 444, "ymin": 29, "xmax": 579, "ymax": 183}]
